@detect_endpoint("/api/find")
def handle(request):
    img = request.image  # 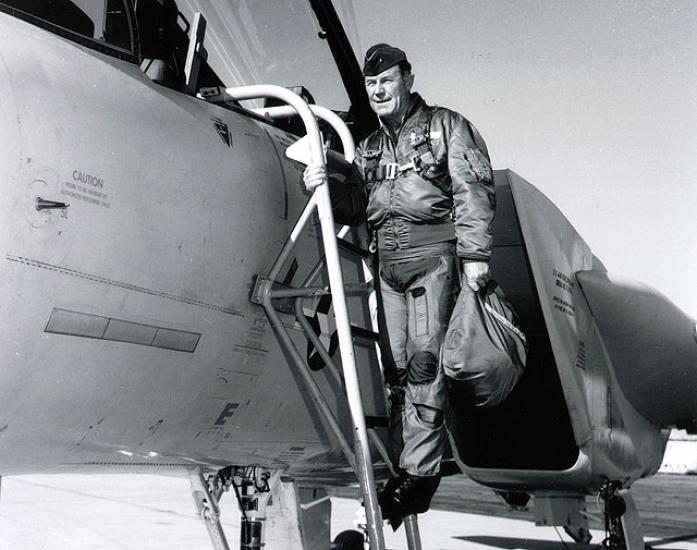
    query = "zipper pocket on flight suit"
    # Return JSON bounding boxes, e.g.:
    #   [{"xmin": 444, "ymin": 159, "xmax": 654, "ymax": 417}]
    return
[
  {"xmin": 407, "ymin": 256, "xmax": 443, "ymax": 338},
  {"xmin": 411, "ymin": 286, "xmax": 429, "ymax": 338}
]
